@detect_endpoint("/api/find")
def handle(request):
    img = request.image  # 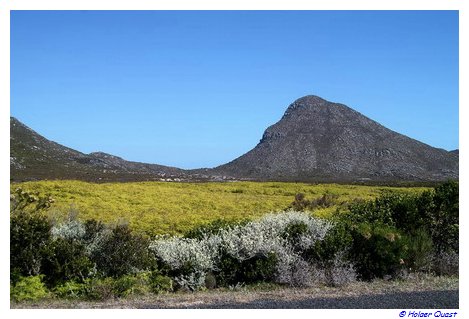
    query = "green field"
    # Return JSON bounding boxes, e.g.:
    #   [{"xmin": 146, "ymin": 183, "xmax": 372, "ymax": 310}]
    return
[{"xmin": 11, "ymin": 180, "xmax": 429, "ymax": 236}]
